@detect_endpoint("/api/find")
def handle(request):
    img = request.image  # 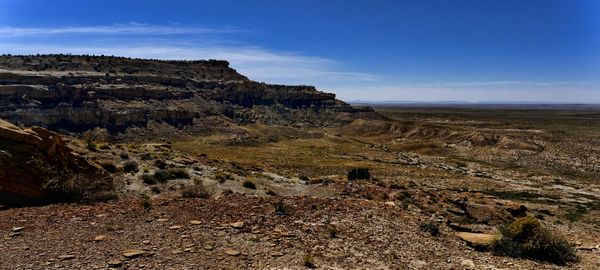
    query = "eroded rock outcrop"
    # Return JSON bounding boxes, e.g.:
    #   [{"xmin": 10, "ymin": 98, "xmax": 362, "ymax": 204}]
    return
[
  {"xmin": 0, "ymin": 119, "xmax": 113, "ymax": 206},
  {"xmin": 0, "ymin": 55, "xmax": 374, "ymax": 131}
]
